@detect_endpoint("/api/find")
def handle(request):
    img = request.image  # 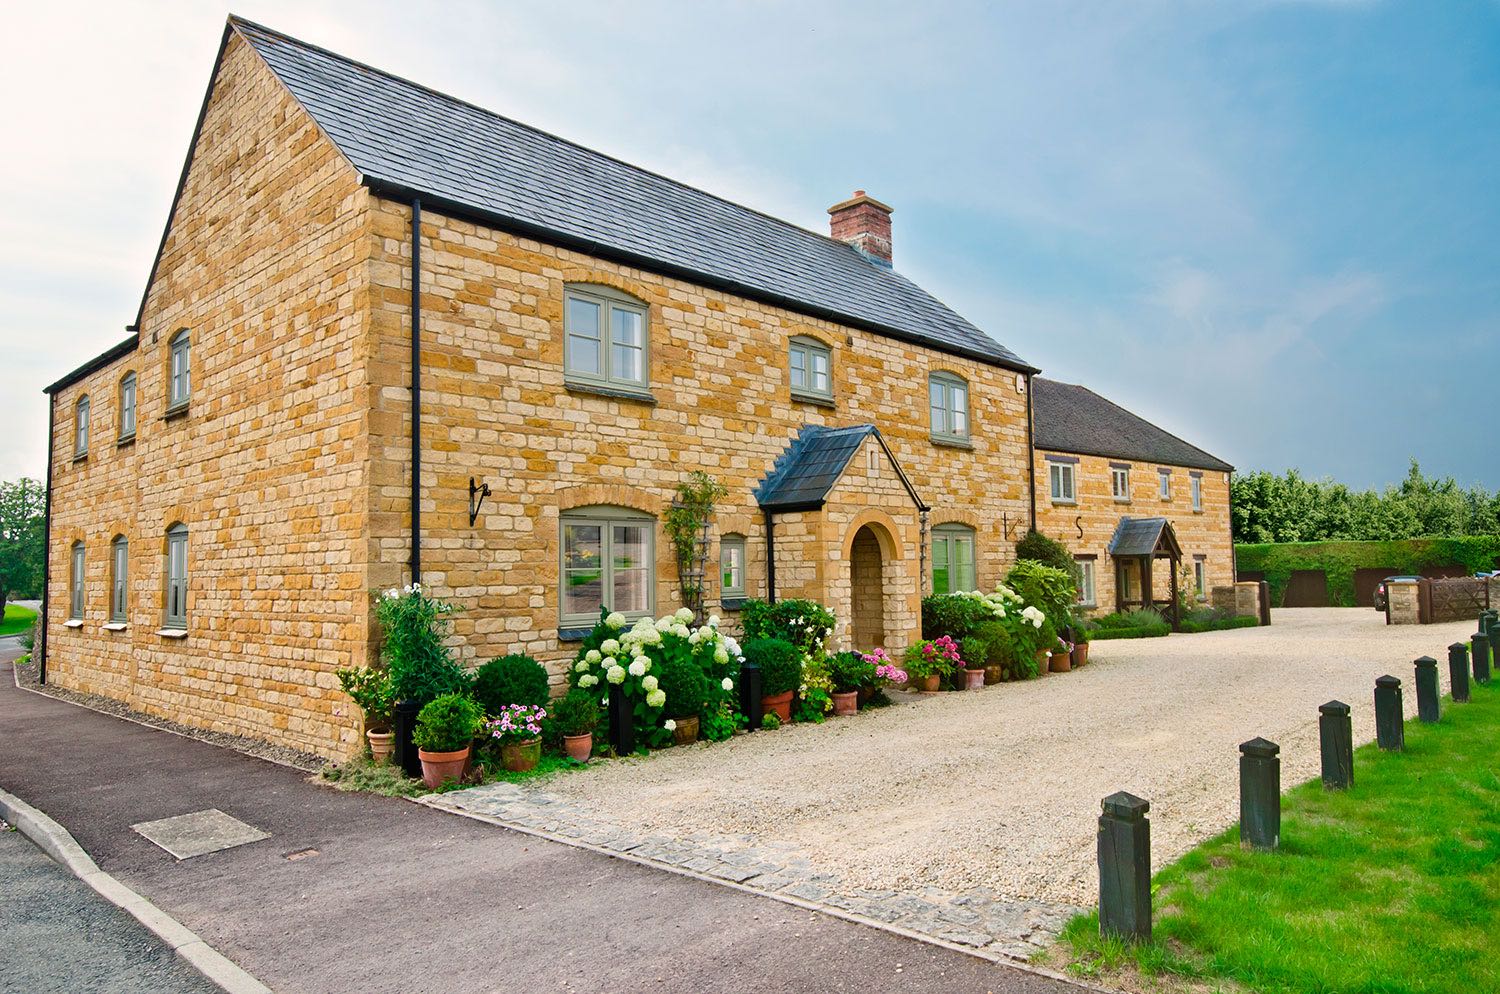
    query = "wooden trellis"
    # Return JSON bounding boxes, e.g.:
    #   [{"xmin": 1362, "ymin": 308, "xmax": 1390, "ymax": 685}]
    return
[{"xmin": 671, "ymin": 497, "xmax": 713, "ymax": 625}]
